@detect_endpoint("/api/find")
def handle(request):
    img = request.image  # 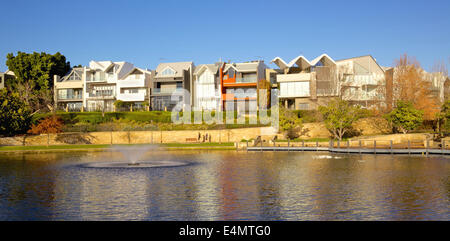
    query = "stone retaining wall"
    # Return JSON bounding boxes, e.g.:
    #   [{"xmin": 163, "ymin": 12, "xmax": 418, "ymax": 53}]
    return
[{"xmin": 0, "ymin": 127, "xmax": 279, "ymax": 146}]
